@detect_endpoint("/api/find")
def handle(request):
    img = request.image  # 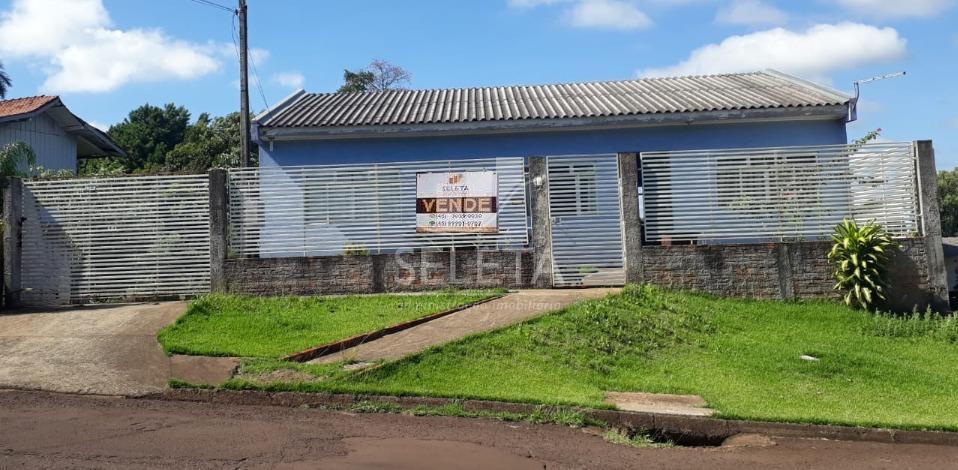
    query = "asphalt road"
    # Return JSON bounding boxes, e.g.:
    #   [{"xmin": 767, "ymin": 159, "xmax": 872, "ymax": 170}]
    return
[{"xmin": 2, "ymin": 390, "xmax": 957, "ymax": 469}]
